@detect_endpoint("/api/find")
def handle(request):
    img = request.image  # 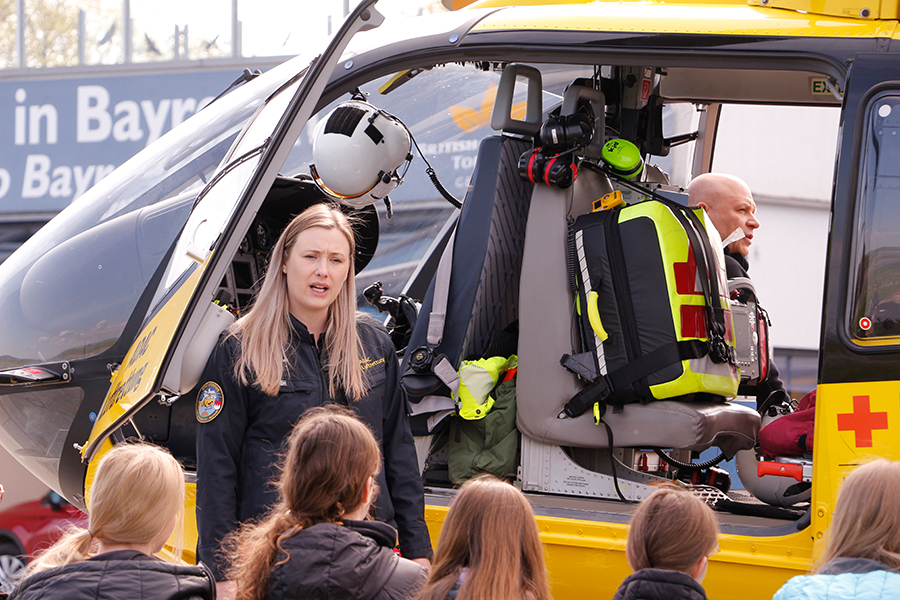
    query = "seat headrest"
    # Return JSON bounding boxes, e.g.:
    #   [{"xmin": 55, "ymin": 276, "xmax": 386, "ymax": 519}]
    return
[{"xmin": 490, "ymin": 64, "xmax": 543, "ymax": 137}]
